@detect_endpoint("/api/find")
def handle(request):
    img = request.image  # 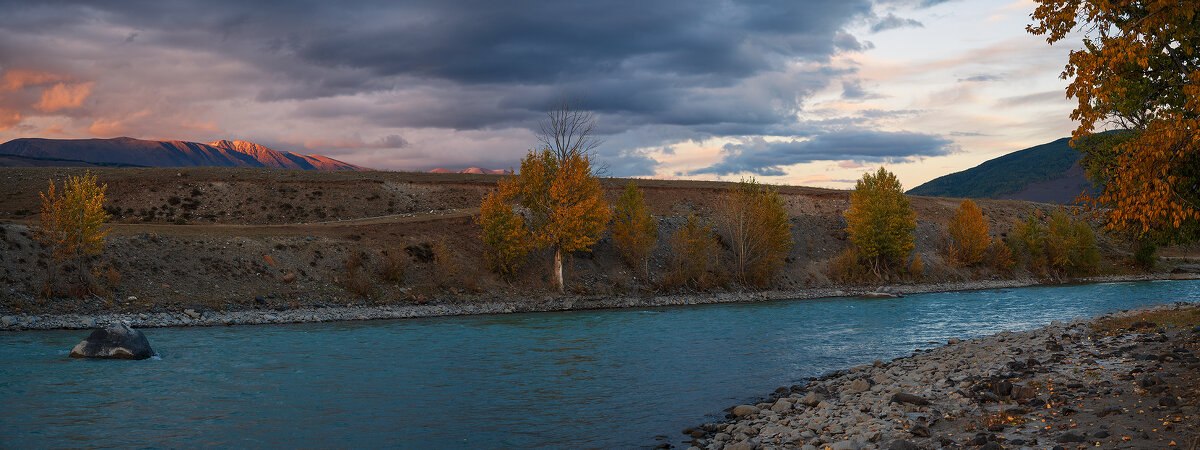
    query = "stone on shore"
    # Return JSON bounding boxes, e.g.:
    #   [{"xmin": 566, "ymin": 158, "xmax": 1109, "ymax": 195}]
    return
[
  {"xmin": 890, "ymin": 392, "xmax": 929, "ymax": 406},
  {"xmin": 69, "ymin": 324, "xmax": 156, "ymax": 360},
  {"xmin": 731, "ymin": 405, "xmax": 759, "ymax": 417}
]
